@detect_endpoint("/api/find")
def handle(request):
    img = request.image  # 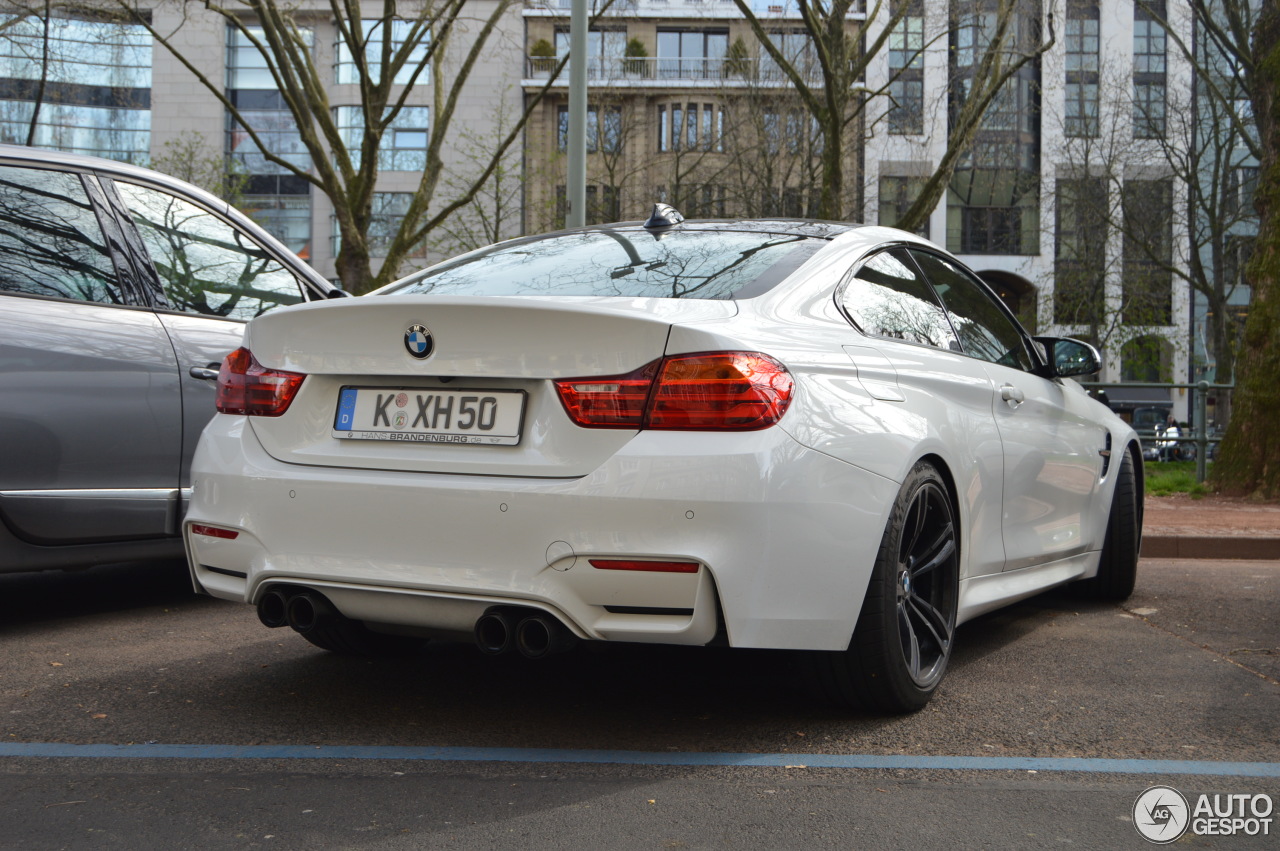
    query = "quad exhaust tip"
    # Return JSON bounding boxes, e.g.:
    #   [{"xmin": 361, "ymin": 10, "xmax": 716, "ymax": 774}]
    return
[
  {"xmin": 256, "ymin": 589, "xmax": 290, "ymax": 629},
  {"xmin": 256, "ymin": 587, "xmax": 339, "ymax": 635},
  {"xmin": 474, "ymin": 610, "xmax": 515, "ymax": 655},
  {"xmin": 474, "ymin": 608, "xmax": 576, "ymax": 658}
]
